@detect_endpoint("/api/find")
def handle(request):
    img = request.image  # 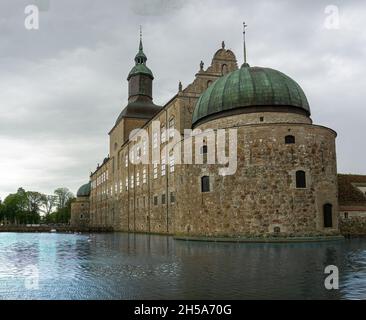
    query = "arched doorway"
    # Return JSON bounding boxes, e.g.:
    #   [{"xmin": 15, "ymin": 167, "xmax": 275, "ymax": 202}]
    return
[{"xmin": 323, "ymin": 203, "xmax": 333, "ymax": 228}]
